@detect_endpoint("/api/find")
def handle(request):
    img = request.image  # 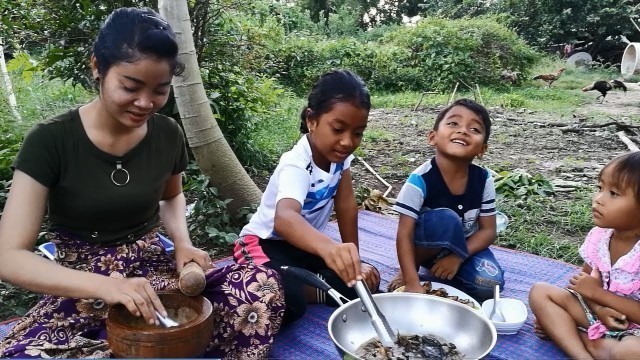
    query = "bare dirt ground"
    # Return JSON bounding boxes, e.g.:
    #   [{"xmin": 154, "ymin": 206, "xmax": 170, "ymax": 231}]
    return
[{"xmin": 349, "ymin": 82, "xmax": 640, "ymax": 244}]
